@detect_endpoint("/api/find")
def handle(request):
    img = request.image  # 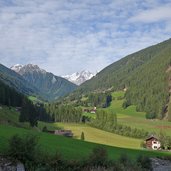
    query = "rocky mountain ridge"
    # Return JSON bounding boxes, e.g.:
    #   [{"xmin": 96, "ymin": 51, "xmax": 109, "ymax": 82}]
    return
[
  {"xmin": 10, "ymin": 64, "xmax": 77, "ymax": 101},
  {"xmin": 63, "ymin": 70, "xmax": 95, "ymax": 85}
]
